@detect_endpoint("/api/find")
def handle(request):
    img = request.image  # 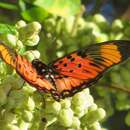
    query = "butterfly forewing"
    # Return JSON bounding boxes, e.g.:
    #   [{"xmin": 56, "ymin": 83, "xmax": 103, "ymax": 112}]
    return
[{"xmin": 51, "ymin": 40, "xmax": 130, "ymax": 99}]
